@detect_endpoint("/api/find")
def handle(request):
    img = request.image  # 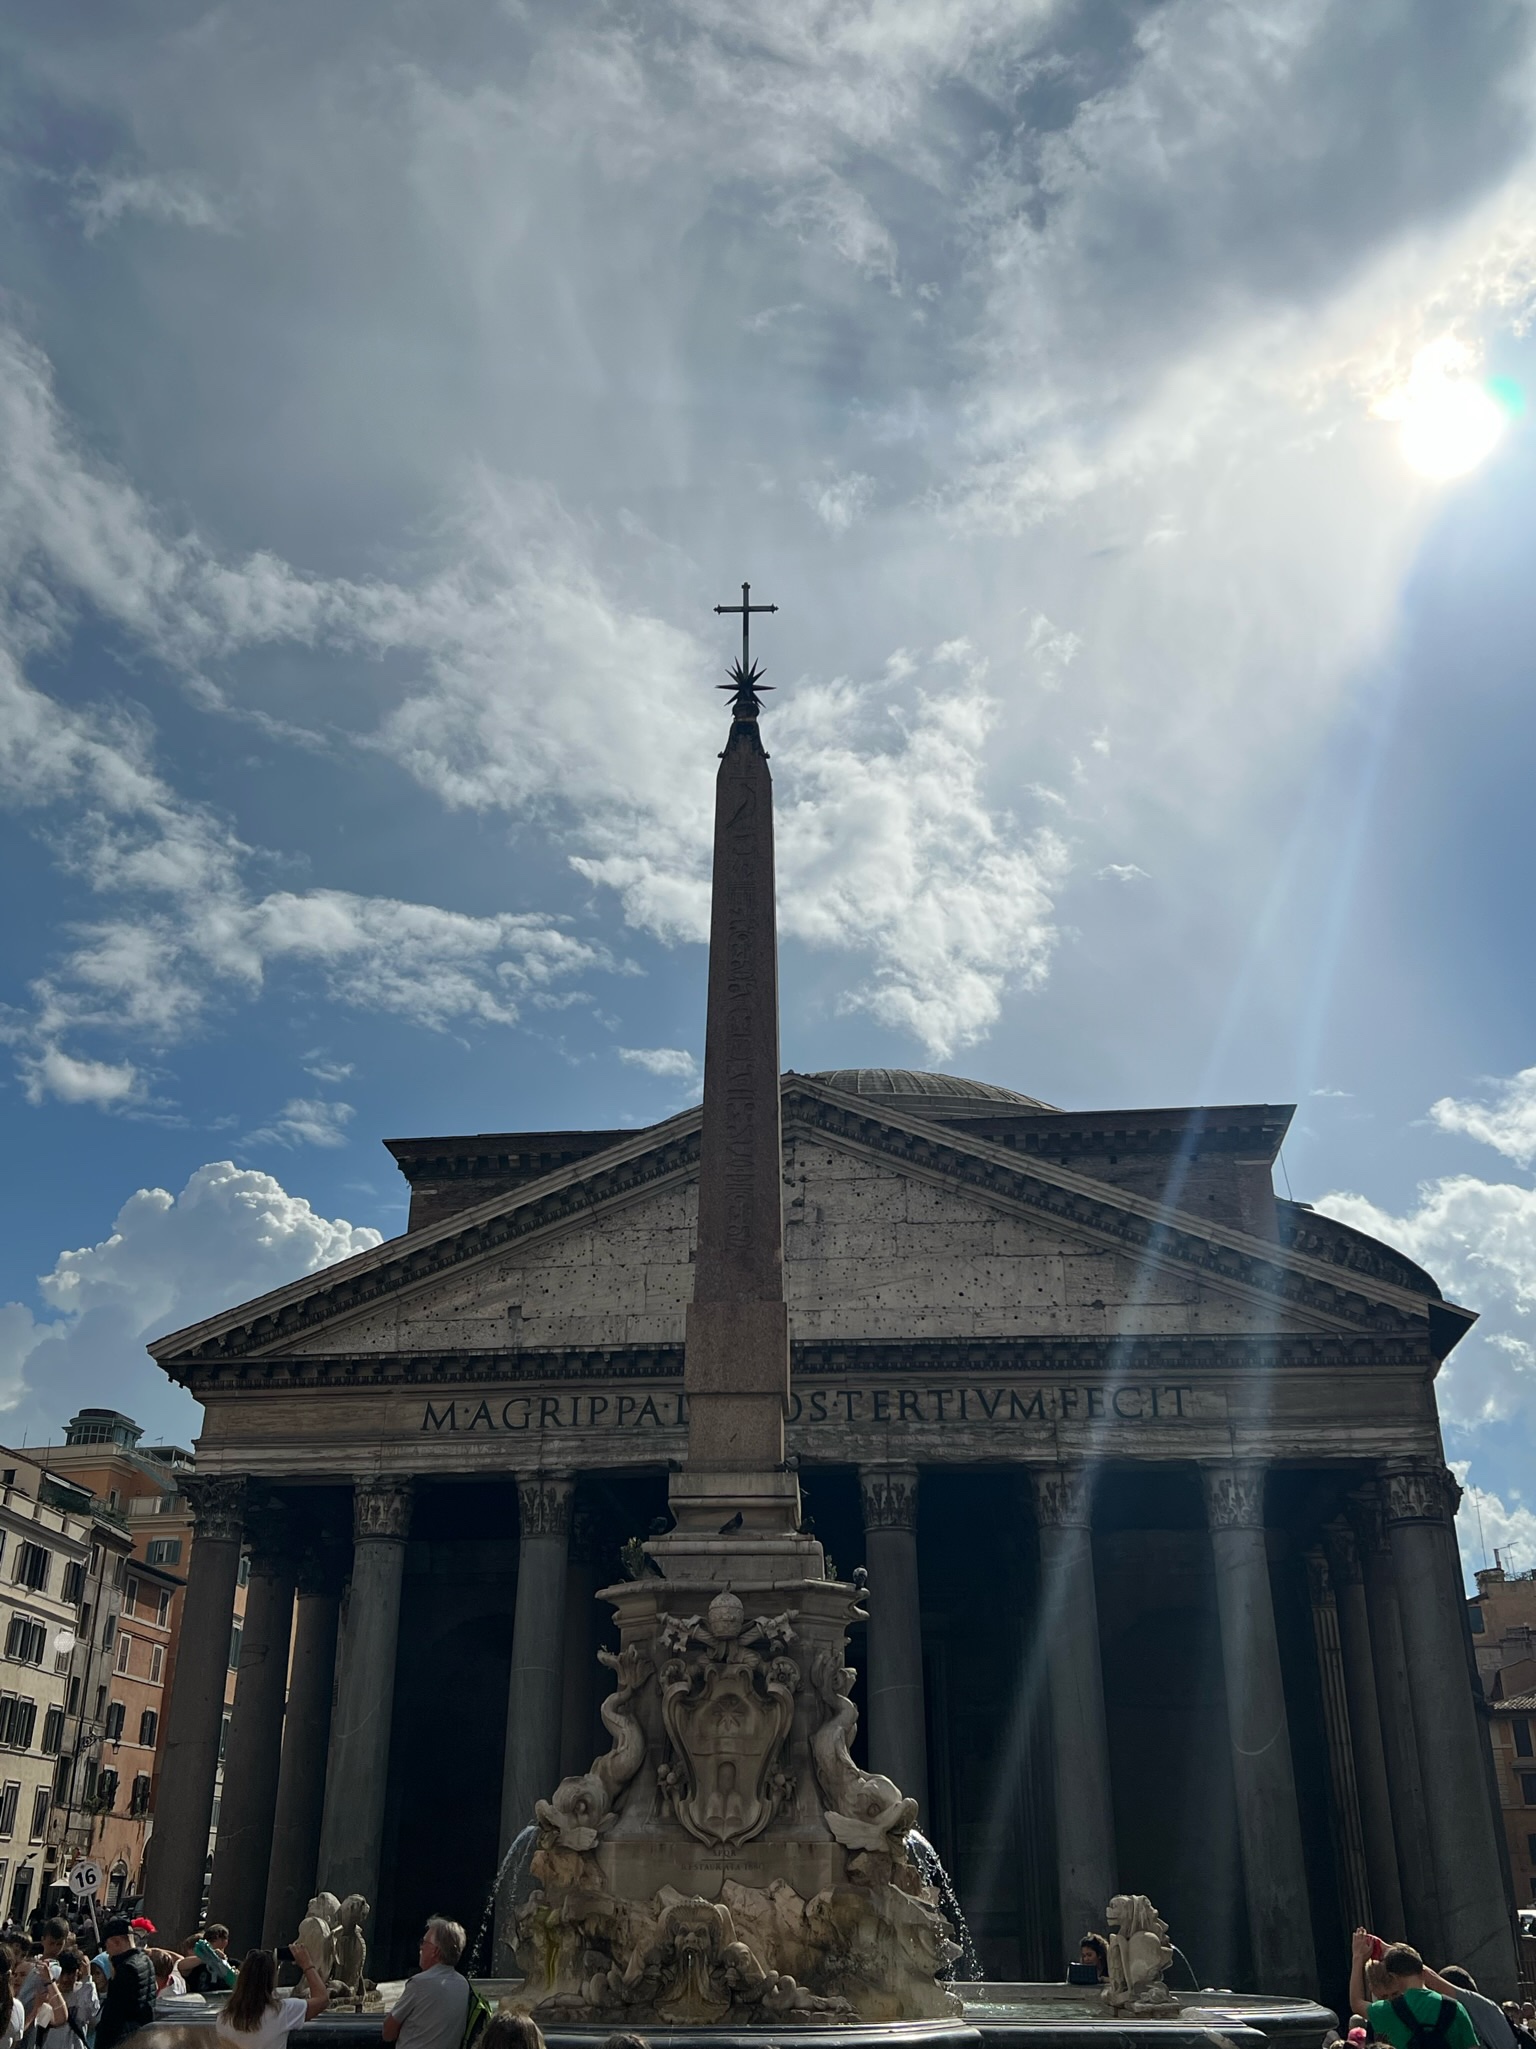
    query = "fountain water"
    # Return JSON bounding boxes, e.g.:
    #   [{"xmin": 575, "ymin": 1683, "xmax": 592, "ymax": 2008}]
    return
[
  {"xmin": 472, "ymin": 1824, "xmax": 536, "ymax": 1975},
  {"xmin": 905, "ymin": 1832, "xmax": 982, "ymax": 1983}
]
